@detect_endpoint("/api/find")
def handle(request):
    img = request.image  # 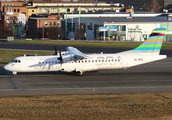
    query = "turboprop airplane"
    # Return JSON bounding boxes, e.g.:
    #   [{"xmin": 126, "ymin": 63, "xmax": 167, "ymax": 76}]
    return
[{"xmin": 4, "ymin": 28, "xmax": 167, "ymax": 76}]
